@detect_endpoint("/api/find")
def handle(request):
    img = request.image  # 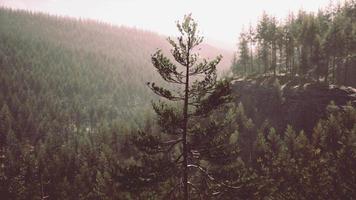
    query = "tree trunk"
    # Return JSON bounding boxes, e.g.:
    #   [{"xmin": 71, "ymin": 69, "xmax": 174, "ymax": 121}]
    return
[
  {"xmin": 344, "ymin": 59, "xmax": 348, "ymax": 85},
  {"xmin": 182, "ymin": 39, "xmax": 190, "ymax": 200},
  {"xmin": 324, "ymin": 58, "xmax": 329, "ymax": 83},
  {"xmin": 332, "ymin": 56, "xmax": 335, "ymax": 83},
  {"xmin": 272, "ymin": 42, "xmax": 277, "ymax": 76},
  {"xmin": 250, "ymin": 43, "xmax": 254, "ymax": 74}
]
